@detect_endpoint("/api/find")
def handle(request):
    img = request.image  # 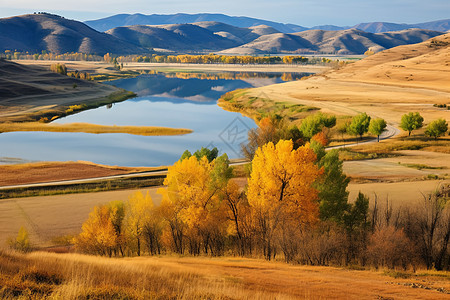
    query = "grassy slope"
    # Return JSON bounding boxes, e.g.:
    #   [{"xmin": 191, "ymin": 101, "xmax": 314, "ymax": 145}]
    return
[
  {"xmin": 1, "ymin": 251, "xmax": 449, "ymax": 299},
  {"xmin": 219, "ymin": 33, "xmax": 450, "ymax": 126},
  {"xmin": 0, "ymin": 60, "xmax": 136, "ymax": 123}
]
